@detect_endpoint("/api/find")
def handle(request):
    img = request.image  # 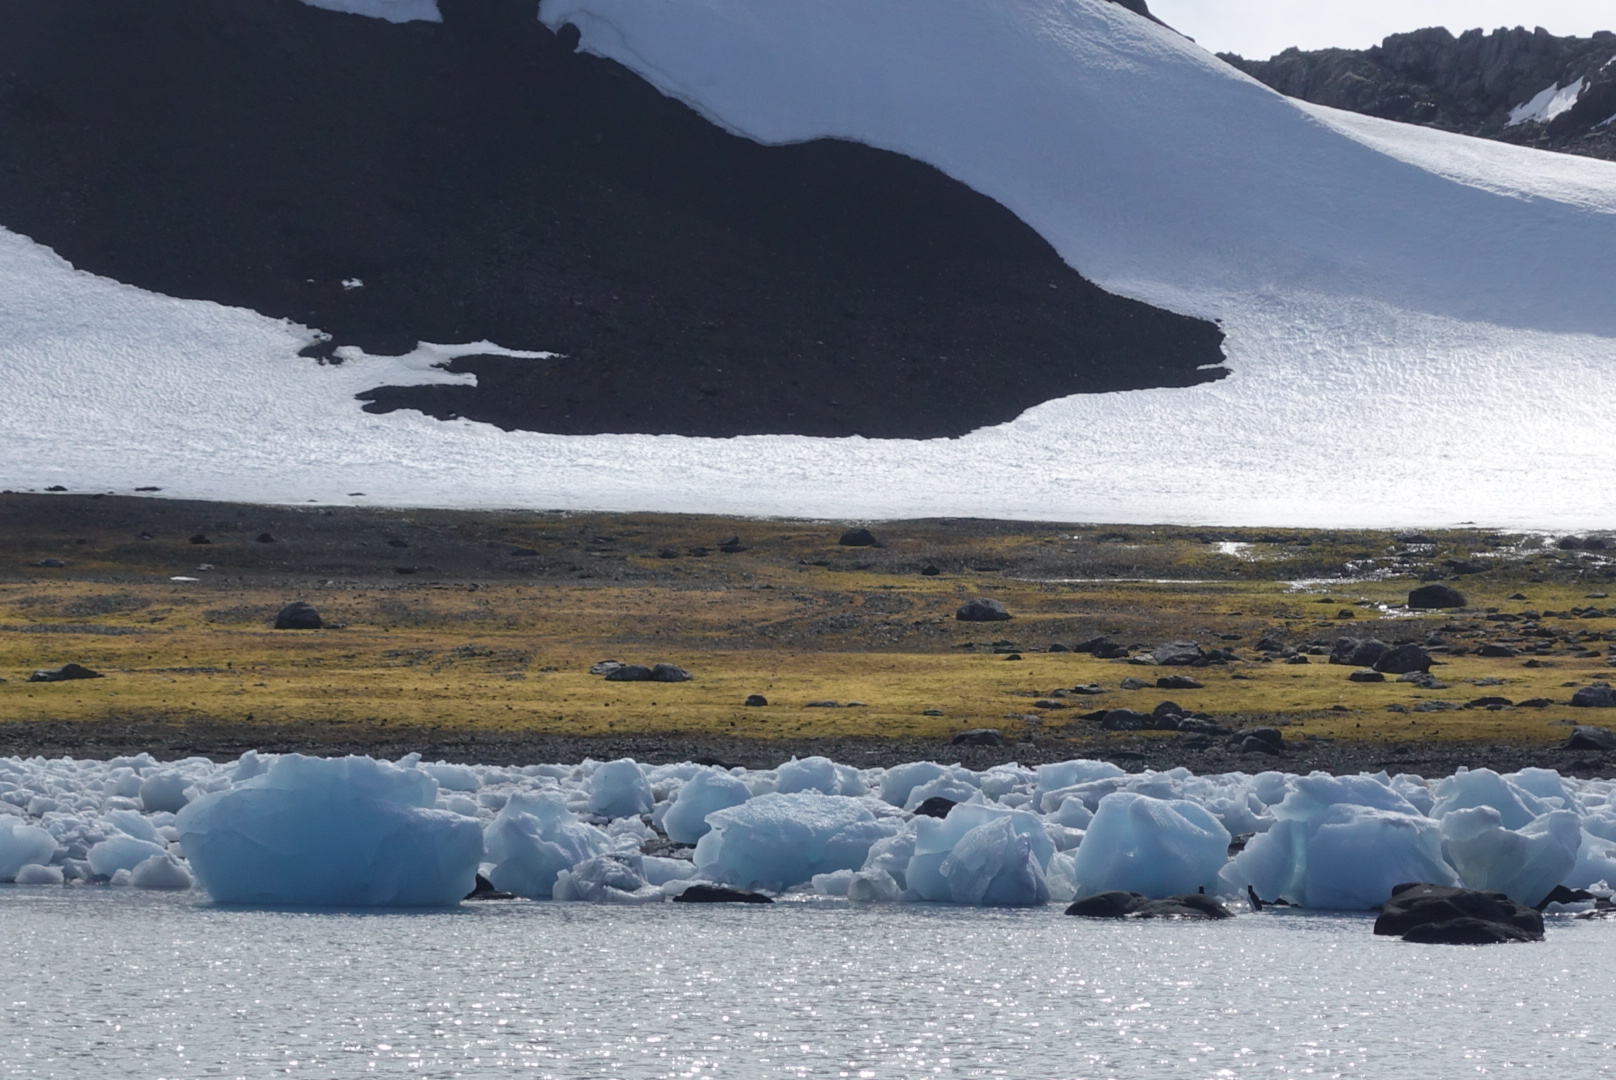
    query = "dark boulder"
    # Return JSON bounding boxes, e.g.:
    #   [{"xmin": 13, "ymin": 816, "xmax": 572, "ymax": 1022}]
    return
[
  {"xmin": 1330, "ymin": 637, "xmax": 1390, "ymax": 667},
  {"xmin": 1348, "ymin": 669, "xmax": 1386, "ymax": 683},
  {"xmin": 1157, "ymin": 674, "xmax": 1203, "ymax": 690},
  {"xmin": 1408, "ymin": 584, "xmax": 1466, "ymax": 609},
  {"xmin": 912, "ymin": 796, "xmax": 959, "ymax": 819},
  {"xmin": 273, "ymin": 601, "xmax": 322, "ymax": 630},
  {"xmin": 255, "ymin": 532, "xmax": 276, "ymax": 543},
  {"xmin": 605, "ymin": 664, "xmax": 654, "ymax": 682},
  {"xmin": 1234, "ymin": 727, "xmax": 1283, "ymax": 752},
  {"xmin": 674, "ymin": 885, "xmax": 773, "ymax": 904},
  {"xmin": 1374, "ymin": 882, "xmax": 1543, "ymax": 943},
  {"xmin": 744, "ymin": 694, "xmax": 768, "ymax": 707},
  {"xmin": 1568, "ymin": 725, "xmax": 1616, "ymax": 751},
  {"xmin": 951, "ymin": 728, "xmax": 1005, "ymax": 747},
  {"xmin": 1475, "ymin": 644, "xmax": 1518, "ymax": 658},
  {"xmin": 837, "ymin": 527, "xmax": 879, "ymax": 547},
  {"xmin": 956, "ymin": 598, "xmax": 1012, "ymax": 622},
  {"xmin": 589, "ymin": 660, "xmax": 624, "ymax": 675},
  {"xmin": 649, "ymin": 663, "xmax": 694, "ymax": 682},
  {"xmin": 1571, "ymin": 685, "xmax": 1616, "ymax": 708},
  {"xmin": 1100, "ymin": 709, "xmax": 1149, "ymax": 731},
  {"xmin": 188, "ymin": 533, "xmax": 211, "ymax": 545},
  {"xmin": 1066, "ymin": 891, "xmax": 1234, "ymax": 919},
  {"xmin": 28, "ymin": 663, "xmax": 104, "ymax": 683},
  {"xmin": 1150, "ymin": 641, "xmax": 1205, "ymax": 666},
  {"xmin": 1374, "ymin": 643, "xmax": 1434, "ymax": 675}
]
